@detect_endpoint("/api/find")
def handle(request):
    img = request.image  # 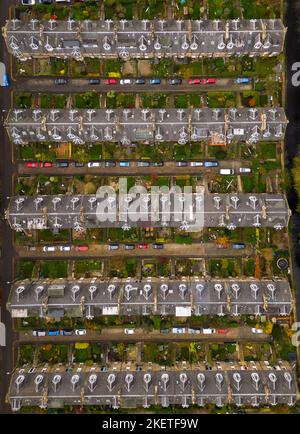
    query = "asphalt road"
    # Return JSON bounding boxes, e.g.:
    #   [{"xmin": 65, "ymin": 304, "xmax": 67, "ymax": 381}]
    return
[
  {"xmin": 18, "ymin": 242, "xmax": 253, "ymax": 259},
  {"xmin": 0, "ymin": 0, "xmax": 17, "ymax": 415},
  {"xmin": 18, "ymin": 159, "xmax": 249, "ymax": 177},
  {"xmin": 14, "ymin": 77, "xmax": 252, "ymax": 94},
  {"xmin": 19, "ymin": 326, "xmax": 270, "ymax": 344}
]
